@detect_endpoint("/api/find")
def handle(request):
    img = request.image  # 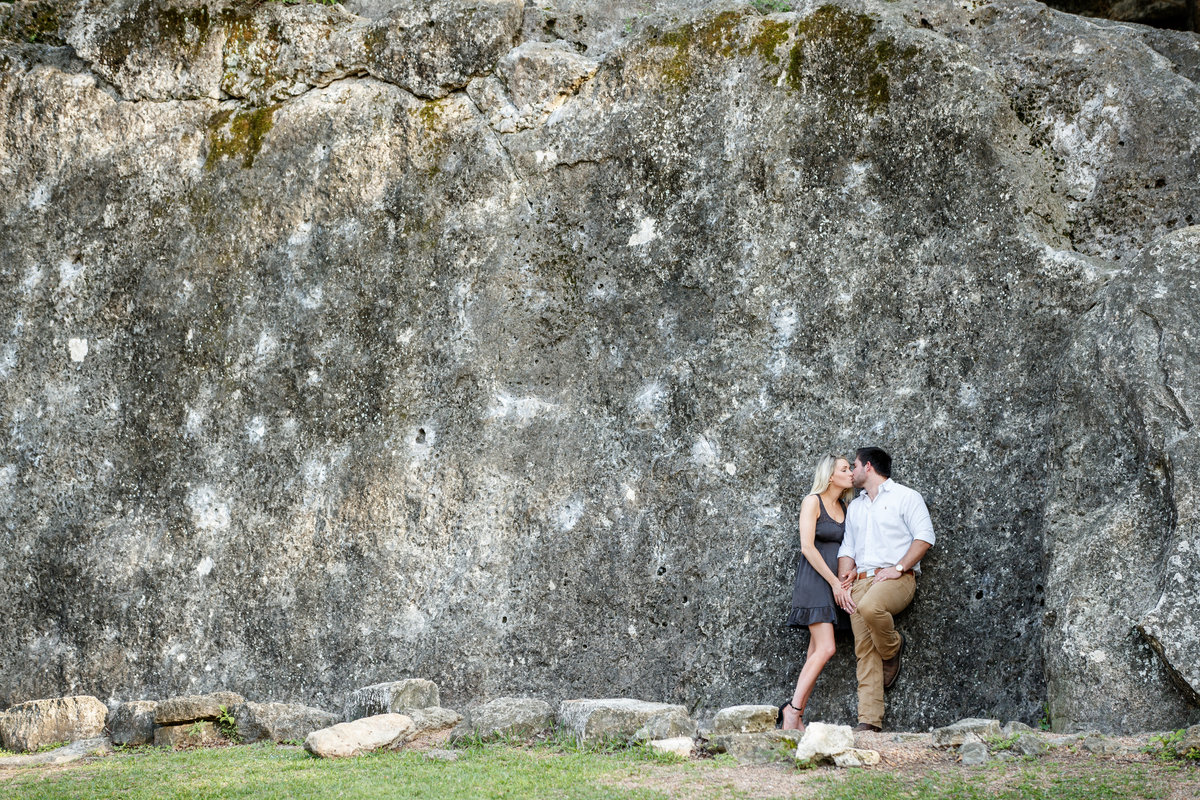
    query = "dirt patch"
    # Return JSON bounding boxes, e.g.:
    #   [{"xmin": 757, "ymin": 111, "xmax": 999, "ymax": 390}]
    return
[
  {"xmin": 603, "ymin": 731, "xmax": 1200, "ymax": 799},
  {"xmin": 605, "ymin": 760, "xmax": 841, "ymax": 799}
]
